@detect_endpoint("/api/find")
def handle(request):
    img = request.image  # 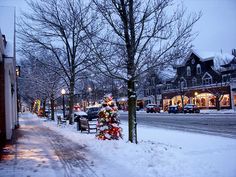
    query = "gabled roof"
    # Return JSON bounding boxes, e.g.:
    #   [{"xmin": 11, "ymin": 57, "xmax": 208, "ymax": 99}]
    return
[
  {"xmin": 175, "ymin": 49, "xmax": 233, "ymax": 70},
  {"xmin": 158, "ymin": 49, "xmax": 234, "ymax": 82}
]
